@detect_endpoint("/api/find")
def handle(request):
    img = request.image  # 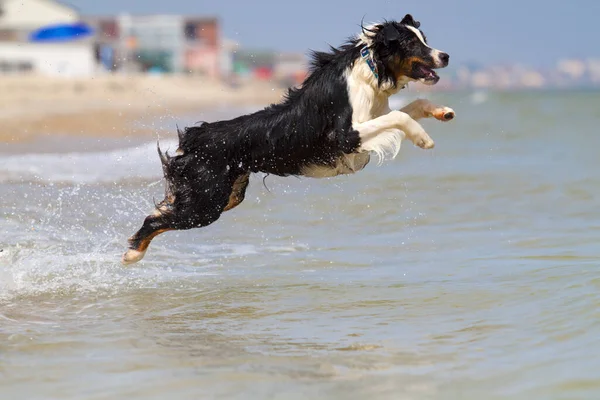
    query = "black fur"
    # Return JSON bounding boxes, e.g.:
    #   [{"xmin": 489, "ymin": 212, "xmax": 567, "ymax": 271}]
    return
[
  {"xmin": 174, "ymin": 41, "xmax": 363, "ymax": 178},
  {"xmin": 126, "ymin": 38, "xmax": 364, "ymax": 254},
  {"xmin": 124, "ymin": 15, "xmax": 448, "ymax": 262},
  {"xmin": 401, "ymin": 14, "xmax": 420, "ymax": 28}
]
